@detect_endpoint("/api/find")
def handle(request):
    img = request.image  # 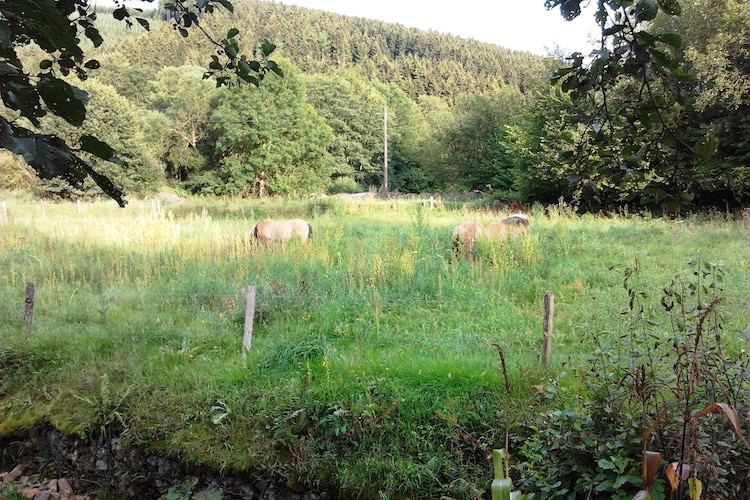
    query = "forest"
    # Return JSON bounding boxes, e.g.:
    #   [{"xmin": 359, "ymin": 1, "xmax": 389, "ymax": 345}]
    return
[{"xmin": 1, "ymin": 0, "xmax": 749, "ymax": 212}]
